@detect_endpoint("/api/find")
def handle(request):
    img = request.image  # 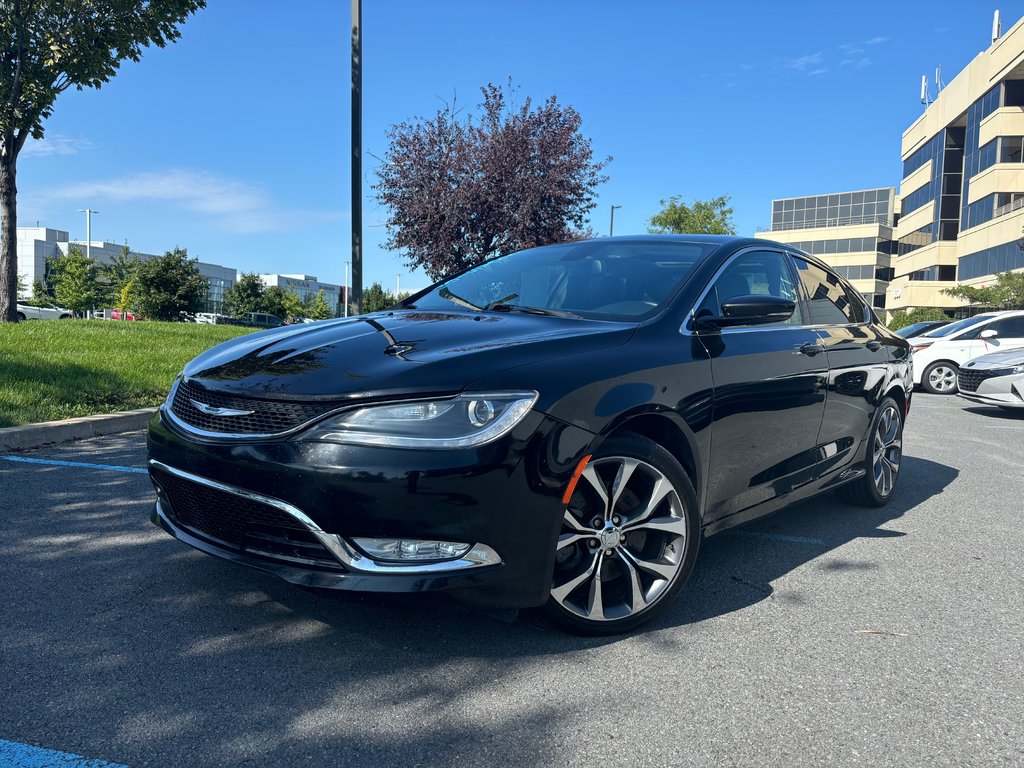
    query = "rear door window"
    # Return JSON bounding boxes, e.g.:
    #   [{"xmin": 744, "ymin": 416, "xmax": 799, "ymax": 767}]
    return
[{"xmin": 791, "ymin": 257, "xmax": 859, "ymax": 325}]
